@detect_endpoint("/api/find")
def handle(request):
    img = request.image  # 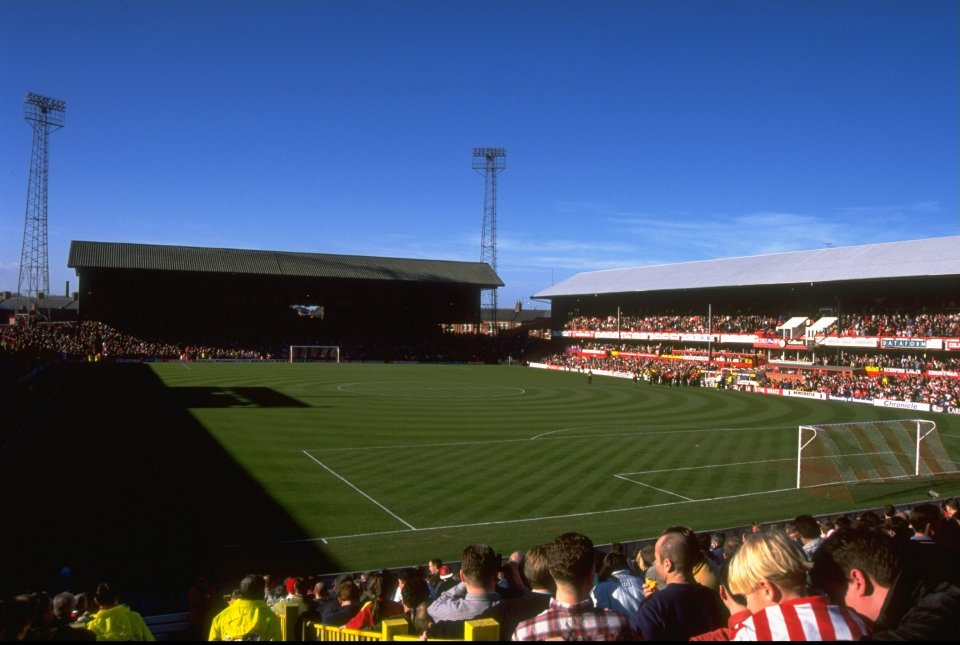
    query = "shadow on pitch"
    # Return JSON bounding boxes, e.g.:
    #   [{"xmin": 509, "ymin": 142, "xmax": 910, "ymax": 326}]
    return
[
  {"xmin": 0, "ymin": 363, "xmax": 340, "ymax": 605},
  {"xmin": 169, "ymin": 386, "xmax": 310, "ymax": 408}
]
